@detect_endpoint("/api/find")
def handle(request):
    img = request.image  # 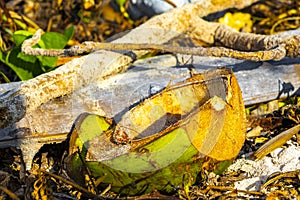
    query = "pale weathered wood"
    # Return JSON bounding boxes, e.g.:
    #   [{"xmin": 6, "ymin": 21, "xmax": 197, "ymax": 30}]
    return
[{"xmin": 1, "ymin": 54, "xmax": 300, "ymax": 140}]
